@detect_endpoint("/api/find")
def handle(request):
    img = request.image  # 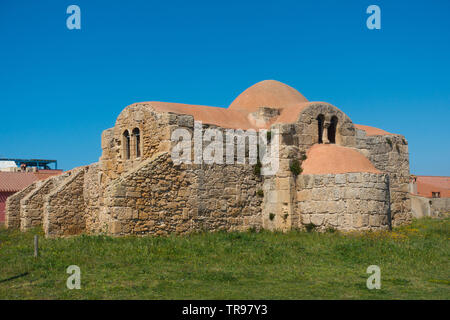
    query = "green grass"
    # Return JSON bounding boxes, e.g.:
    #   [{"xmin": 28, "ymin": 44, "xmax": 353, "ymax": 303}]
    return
[{"xmin": 0, "ymin": 218, "xmax": 449, "ymax": 299}]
